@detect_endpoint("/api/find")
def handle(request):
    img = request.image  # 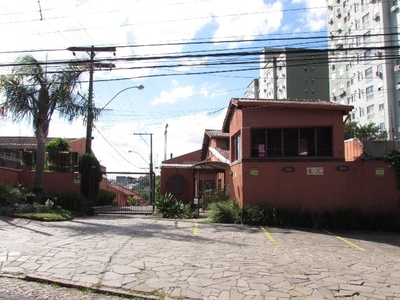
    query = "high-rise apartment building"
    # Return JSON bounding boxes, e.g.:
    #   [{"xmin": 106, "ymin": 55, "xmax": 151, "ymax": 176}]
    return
[
  {"xmin": 327, "ymin": 0, "xmax": 400, "ymax": 139},
  {"xmin": 257, "ymin": 48, "xmax": 329, "ymax": 101}
]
